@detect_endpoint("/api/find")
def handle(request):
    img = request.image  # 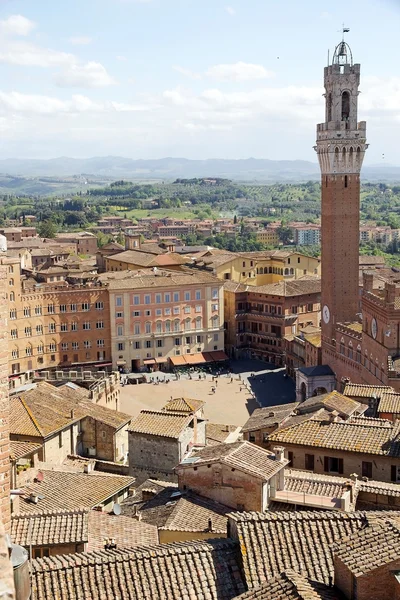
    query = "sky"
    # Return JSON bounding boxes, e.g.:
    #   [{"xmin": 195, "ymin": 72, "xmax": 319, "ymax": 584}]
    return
[{"xmin": 0, "ymin": 0, "xmax": 399, "ymax": 163}]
